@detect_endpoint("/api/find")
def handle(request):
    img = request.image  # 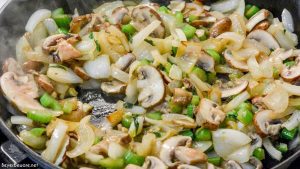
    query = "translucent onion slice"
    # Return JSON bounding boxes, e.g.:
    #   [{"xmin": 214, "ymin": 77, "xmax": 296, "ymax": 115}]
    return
[
  {"xmin": 25, "ymin": 9, "xmax": 51, "ymax": 33},
  {"xmin": 262, "ymin": 85, "xmax": 289, "ymax": 113},
  {"xmin": 67, "ymin": 116, "xmax": 95, "ymax": 158},
  {"xmin": 263, "ymin": 138, "xmax": 282, "ymax": 161},
  {"xmin": 132, "ymin": 20, "xmax": 161, "ymax": 48},
  {"xmin": 216, "ymin": 32, "xmax": 245, "ymax": 50},
  {"xmin": 211, "ymin": 0, "xmax": 240, "ymax": 13},
  {"xmin": 83, "ymin": 55, "xmax": 111, "ymax": 79},
  {"xmin": 193, "ymin": 141, "xmax": 212, "ymax": 152},
  {"xmin": 282, "ymin": 8, "xmax": 294, "ymax": 33},
  {"xmin": 11, "ymin": 116, "xmax": 34, "ymax": 127},
  {"xmin": 224, "ymin": 91, "xmax": 250, "ymax": 112},
  {"xmin": 276, "ymin": 80, "xmax": 300, "ymax": 96},
  {"xmin": 282, "ymin": 110, "xmax": 300, "ymax": 130},
  {"xmin": 47, "ymin": 65, "xmax": 83, "ymax": 84}
]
